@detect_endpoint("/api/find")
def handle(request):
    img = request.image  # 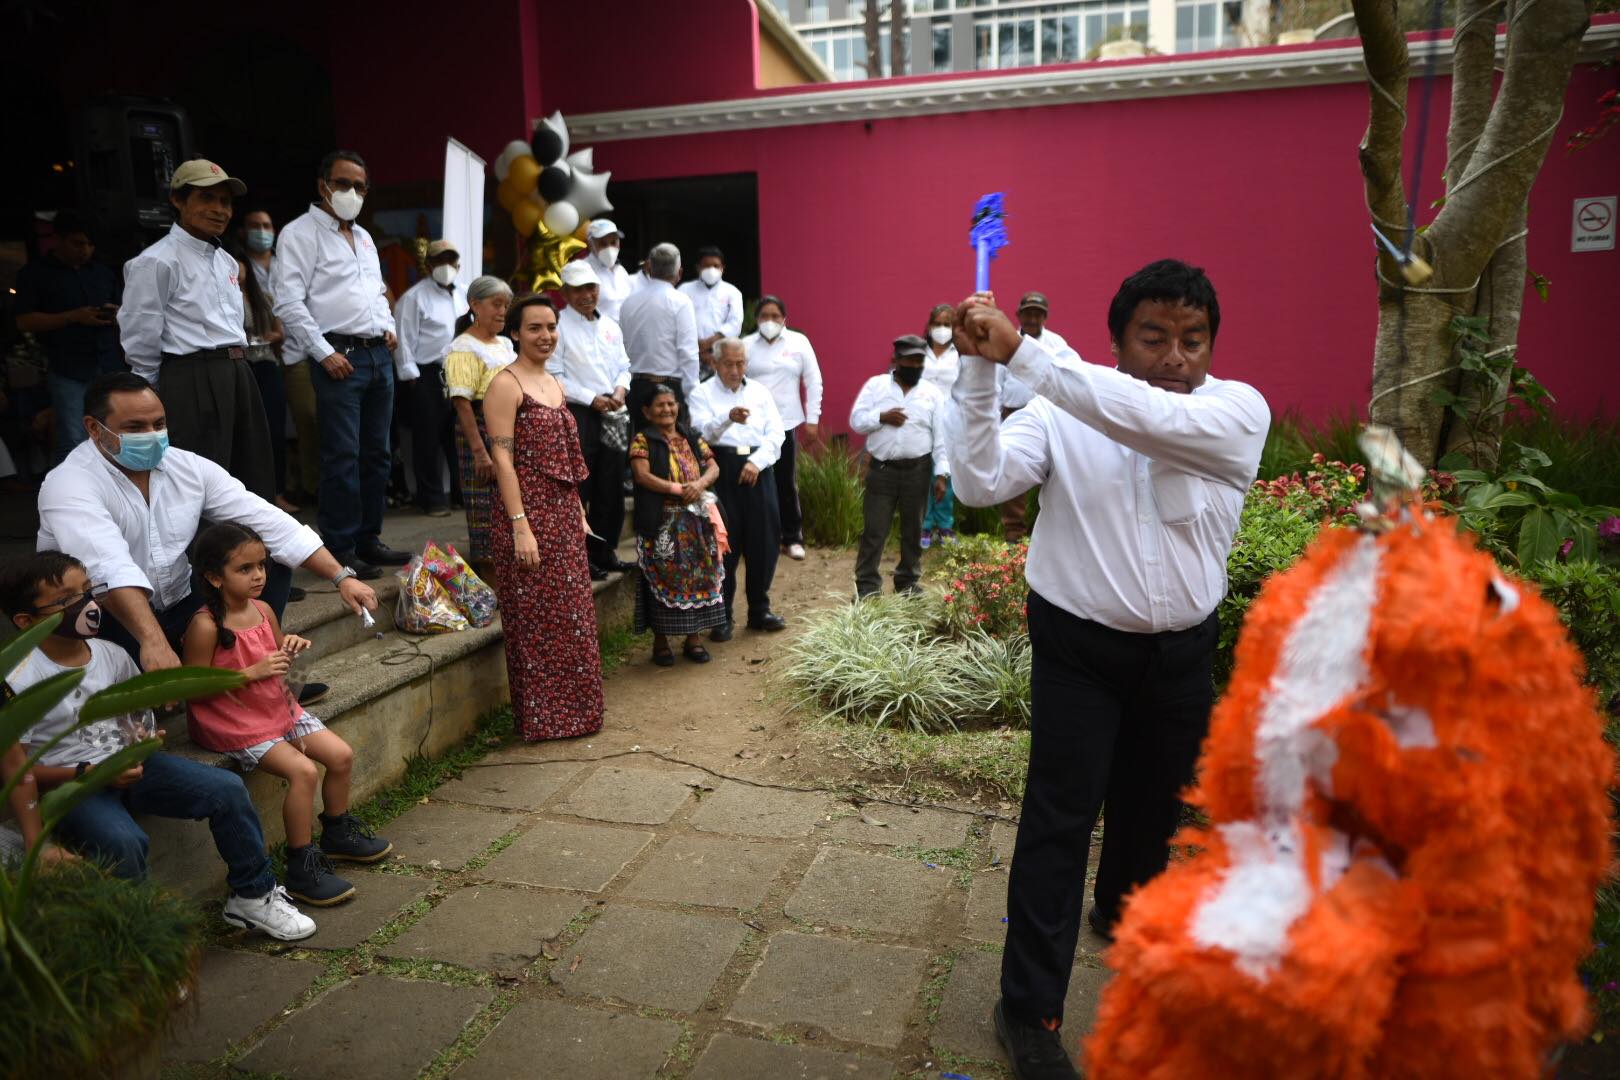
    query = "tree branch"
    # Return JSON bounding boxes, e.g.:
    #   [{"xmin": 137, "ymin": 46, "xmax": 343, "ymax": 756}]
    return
[
  {"xmin": 1446, "ymin": 0, "xmax": 1505, "ymax": 185},
  {"xmin": 1352, "ymin": 0, "xmax": 1412, "ymax": 287}
]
